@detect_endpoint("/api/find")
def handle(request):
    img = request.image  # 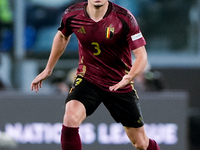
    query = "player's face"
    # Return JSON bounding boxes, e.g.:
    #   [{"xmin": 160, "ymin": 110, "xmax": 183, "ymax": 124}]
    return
[{"xmin": 88, "ymin": 0, "xmax": 108, "ymax": 8}]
